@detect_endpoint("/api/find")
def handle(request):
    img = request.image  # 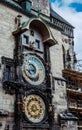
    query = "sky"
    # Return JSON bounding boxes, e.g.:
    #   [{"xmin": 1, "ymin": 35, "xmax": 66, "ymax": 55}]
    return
[{"xmin": 50, "ymin": 0, "xmax": 82, "ymax": 67}]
